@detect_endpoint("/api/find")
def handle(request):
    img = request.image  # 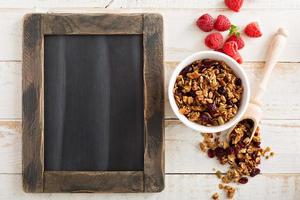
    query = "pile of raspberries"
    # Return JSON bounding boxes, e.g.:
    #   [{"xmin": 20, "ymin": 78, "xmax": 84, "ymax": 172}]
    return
[{"xmin": 196, "ymin": 0, "xmax": 262, "ymax": 64}]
